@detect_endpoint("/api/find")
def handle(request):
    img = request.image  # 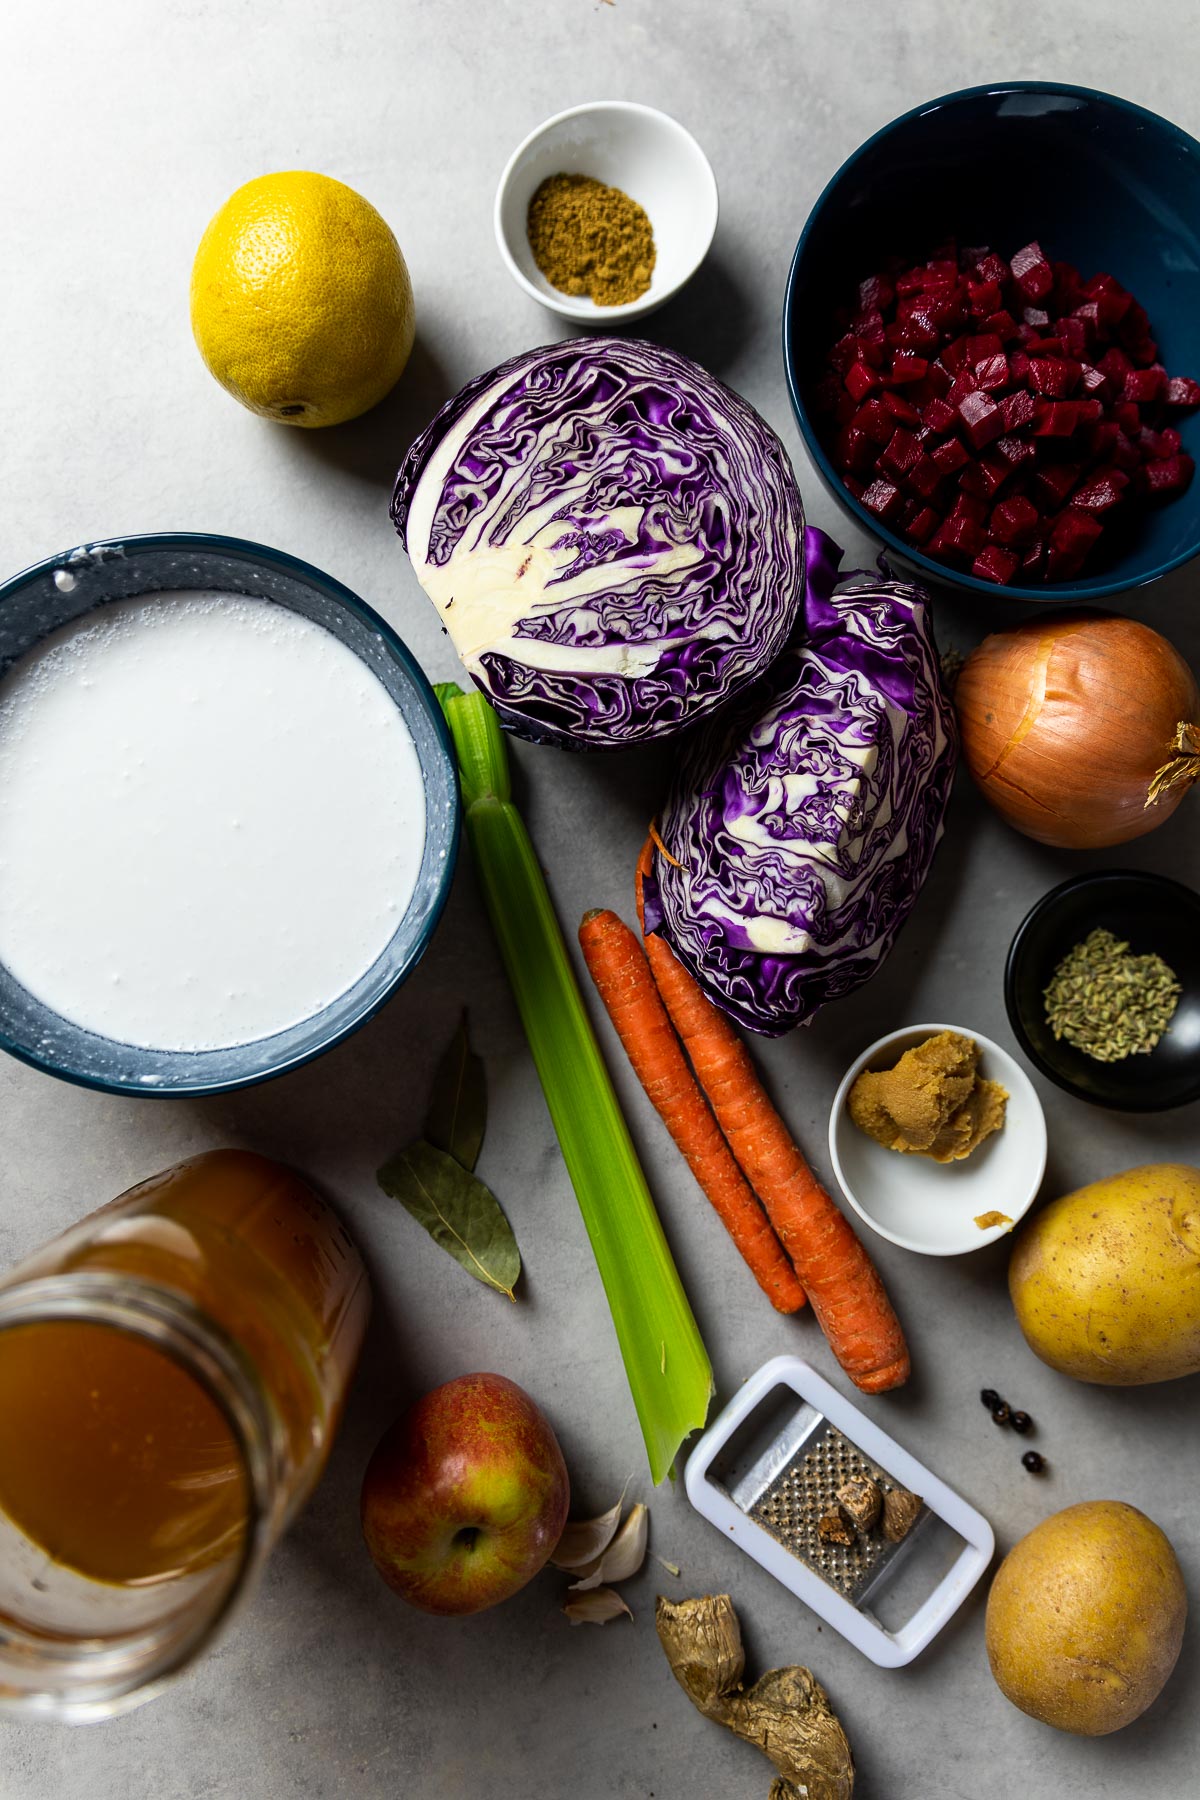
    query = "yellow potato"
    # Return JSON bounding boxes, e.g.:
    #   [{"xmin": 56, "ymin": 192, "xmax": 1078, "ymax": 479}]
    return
[
  {"xmin": 1008, "ymin": 1162, "xmax": 1200, "ymax": 1383},
  {"xmin": 986, "ymin": 1501, "xmax": 1186, "ymax": 1735}
]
